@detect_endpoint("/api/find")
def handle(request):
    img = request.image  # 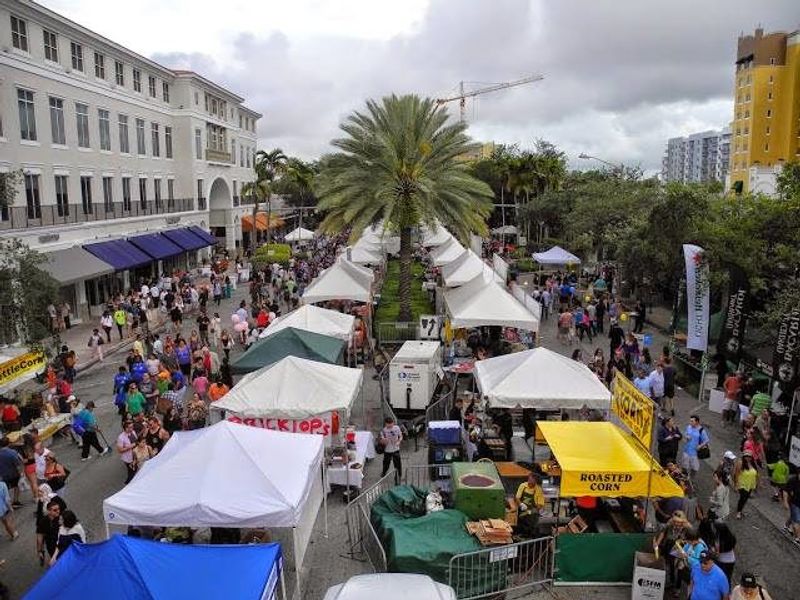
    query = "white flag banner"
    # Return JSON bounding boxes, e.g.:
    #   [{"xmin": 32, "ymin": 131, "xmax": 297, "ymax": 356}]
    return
[{"xmin": 683, "ymin": 244, "xmax": 710, "ymax": 352}]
